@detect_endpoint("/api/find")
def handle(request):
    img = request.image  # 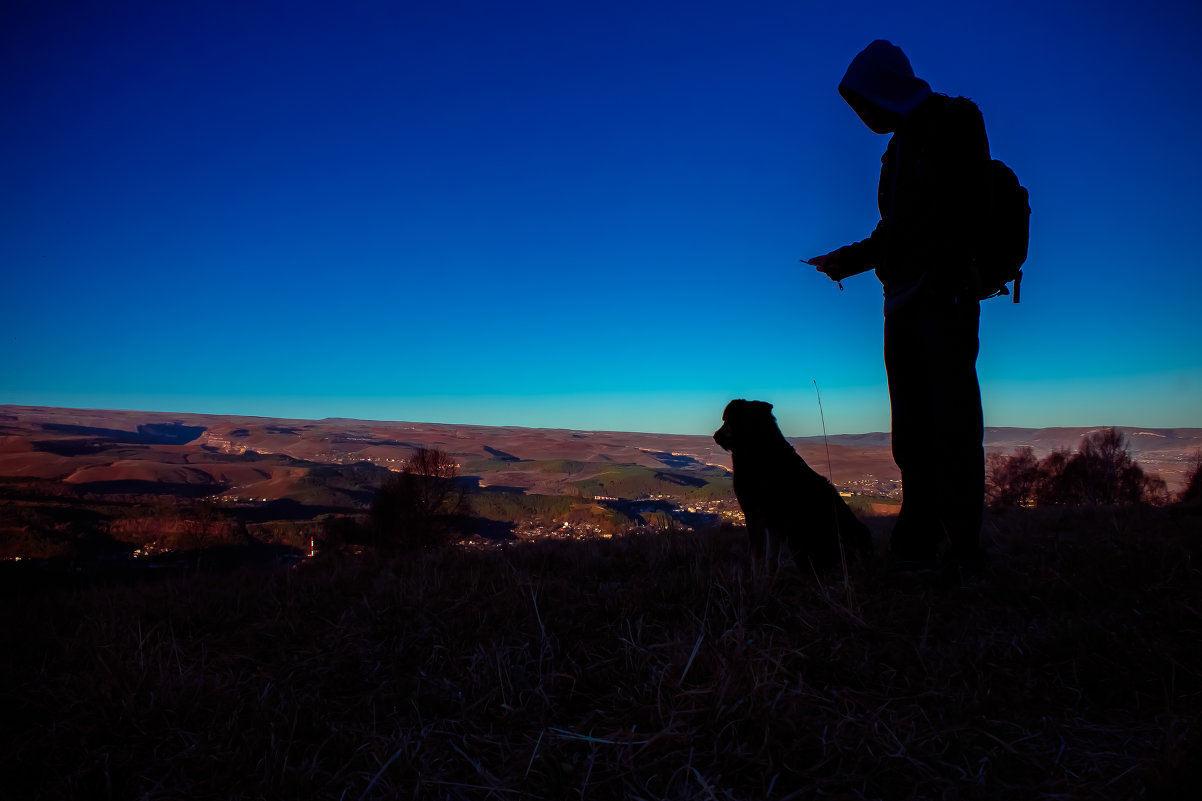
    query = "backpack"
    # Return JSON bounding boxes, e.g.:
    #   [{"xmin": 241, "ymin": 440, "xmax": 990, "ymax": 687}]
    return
[{"xmin": 978, "ymin": 159, "xmax": 1030, "ymax": 302}]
